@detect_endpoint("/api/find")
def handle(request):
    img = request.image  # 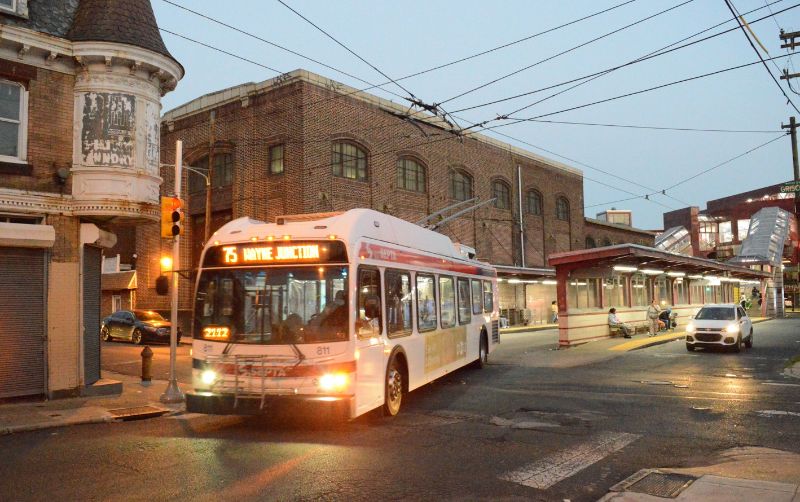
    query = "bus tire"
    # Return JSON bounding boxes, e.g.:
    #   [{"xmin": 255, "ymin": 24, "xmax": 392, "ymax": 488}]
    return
[
  {"xmin": 382, "ymin": 355, "xmax": 405, "ymax": 417},
  {"xmin": 472, "ymin": 330, "xmax": 489, "ymax": 369}
]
